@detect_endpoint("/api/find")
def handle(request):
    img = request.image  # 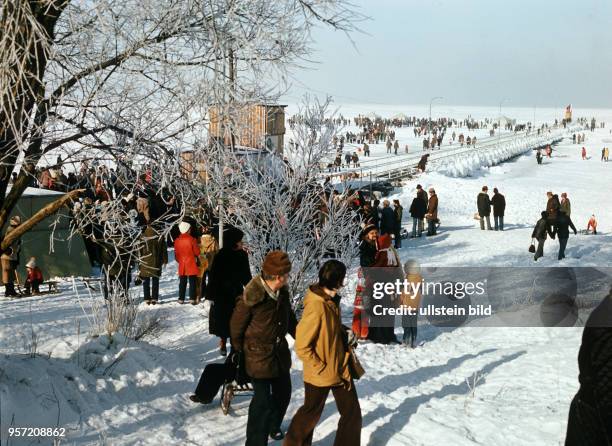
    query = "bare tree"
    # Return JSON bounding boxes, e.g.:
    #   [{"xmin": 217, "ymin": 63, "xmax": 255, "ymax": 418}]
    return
[
  {"xmin": 204, "ymin": 97, "xmax": 361, "ymax": 302},
  {"xmin": 0, "ymin": 0, "xmax": 365, "ymax": 250}
]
